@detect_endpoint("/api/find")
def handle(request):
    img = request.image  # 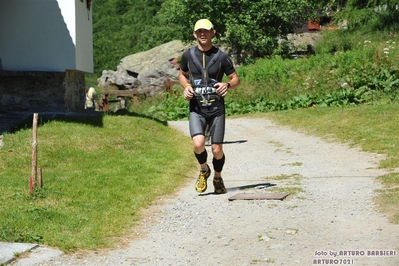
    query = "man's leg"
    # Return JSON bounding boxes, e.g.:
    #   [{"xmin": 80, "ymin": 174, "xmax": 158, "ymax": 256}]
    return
[
  {"xmin": 210, "ymin": 115, "xmax": 227, "ymax": 194},
  {"xmin": 189, "ymin": 112, "xmax": 211, "ymax": 192},
  {"xmin": 211, "ymin": 143, "xmax": 224, "ymax": 178},
  {"xmin": 190, "ymin": 112, "xmax": 208, "ymax": 169},
  {"xmin": 193, "ymin": 135, "xmax": 211, "ymax": 192},
  {"xmin": 192, "ymin": 134, "xmax": 207, "ymax": 168},
  {"xmin": 211, "ymin": 144, "xmax": 227, "ymax": 194}
]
